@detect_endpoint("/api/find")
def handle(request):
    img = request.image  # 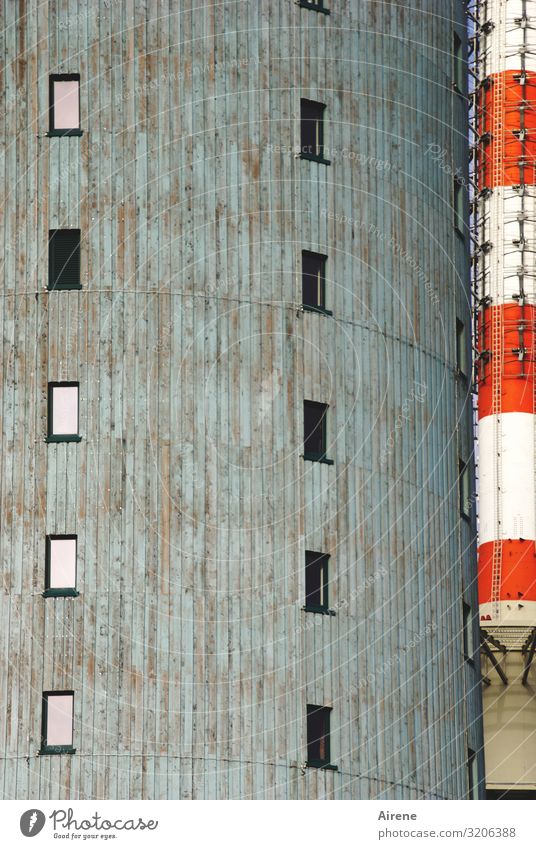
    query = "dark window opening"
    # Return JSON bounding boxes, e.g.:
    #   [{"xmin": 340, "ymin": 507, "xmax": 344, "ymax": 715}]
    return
[
  {"xmin": 459, "ymin": 458, "xmax": 471, "ymax": 521},
  {"xmin": 40, "ymin": 691, "xmax": 75, "ymax": 755},
  {"xmin": 47, "ymin": 382, "xmax": 81, "ymax": 443},
  {"xmin": 49, "ymin": 74, "xmax": 82, "ymax": 136},
  {"xmin": 298, "ymin": 0, "xmax": 329, "ymax": 15},
  {"xmin": 467, "ymin": 748, "xmax": 478, "ymax": 799},
  {"xmin": 307, "ymin": 704, "xmax": 332, "ymax": 767},
  {"xmin": 301, "ymin": 99, "xmax": 329, "ymax": 163},
  {"xmin": 456, "ymin": 318, "xmax": 468, "ymax": 379},
  {"xmin": 304, "ymin": 400, "xmax": 332, "ymax": 463},
  {"xmin": 454, "ymin": 179, "xmax": 465, "ymax": 236},
  {"xmin": 305, "ymin": 551, "xmax": 329, "ymax": 612},
  {"xmin": 299, "ymin": 0, "xmax": 330, "ymax": 13},
  {"xmin": 48, "ymin": 229, "xmax": 81, "ymax": 290},
  {"xmin": 44, "ymin": 535, "xmax": 79, "ymax": 598},
  {"xmin": 302, "ymin": 251, "xmax": 330, "ymax": 313},
  {"xmin": 453, "ymin": 32, "xmax": 465, "ymax": 94},
  {"xmin": 463, "ymin": 601, "xmax": 474, "ymax": 660}
]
